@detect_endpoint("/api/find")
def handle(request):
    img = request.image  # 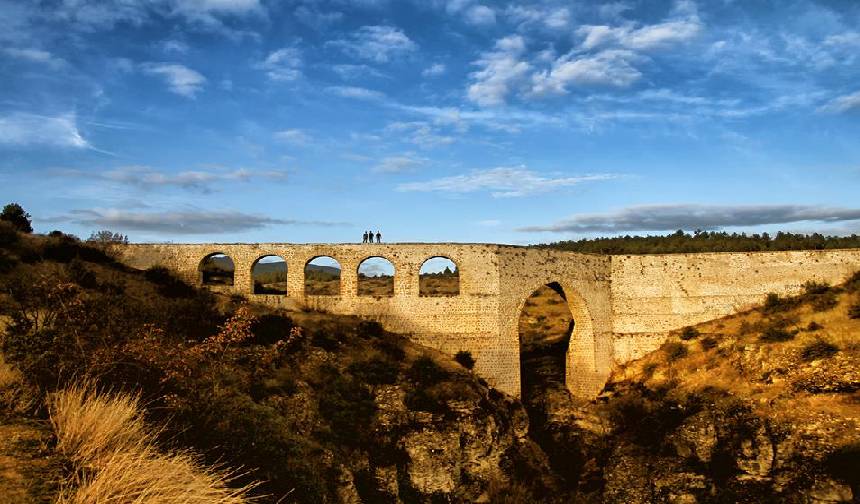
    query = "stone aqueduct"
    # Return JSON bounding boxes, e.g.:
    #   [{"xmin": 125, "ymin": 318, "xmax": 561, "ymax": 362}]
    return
[{"xmin": 116, "ymin": 243, "xmax": 860, "ymax": 399}]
